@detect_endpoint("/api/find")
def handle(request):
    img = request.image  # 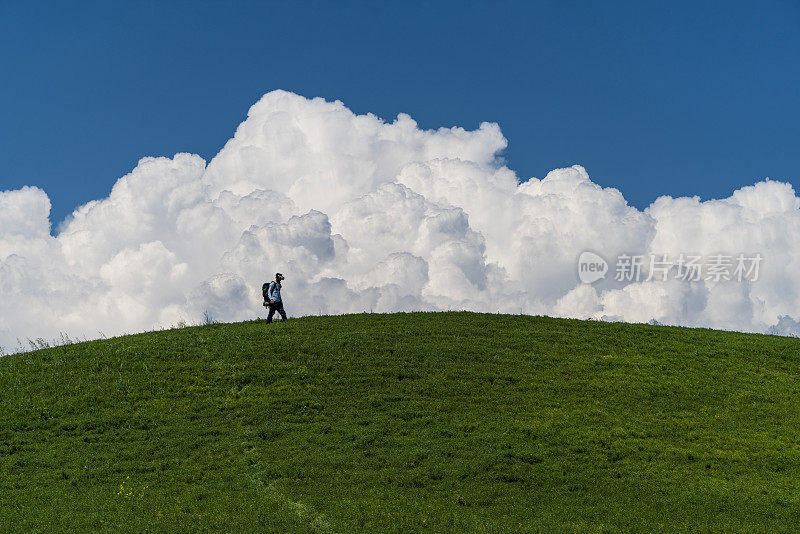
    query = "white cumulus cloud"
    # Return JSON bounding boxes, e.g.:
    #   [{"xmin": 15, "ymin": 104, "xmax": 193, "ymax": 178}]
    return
[{"xmin": 1, "ymin": 90, "xmax": 798, "ymax": 350}]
